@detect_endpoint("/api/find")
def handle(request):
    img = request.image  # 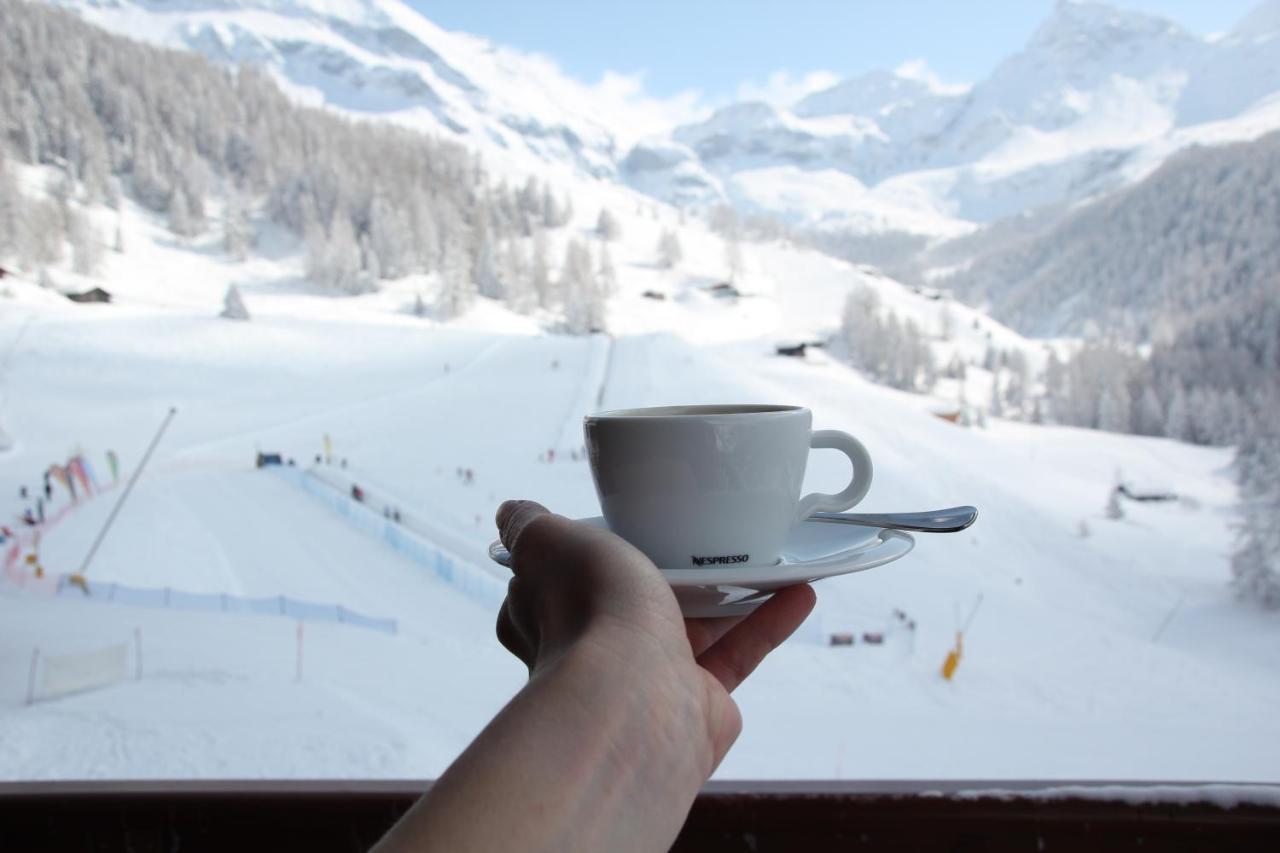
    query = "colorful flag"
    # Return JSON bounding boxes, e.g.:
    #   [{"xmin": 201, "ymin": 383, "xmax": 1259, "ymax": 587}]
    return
[
  {"xmin": 67, "ymin": 457, "xmax": 92, "ymax": 496},
  {"xmin": 49, "ymin": 464, "xmax": 74, "ymax": 500}
]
